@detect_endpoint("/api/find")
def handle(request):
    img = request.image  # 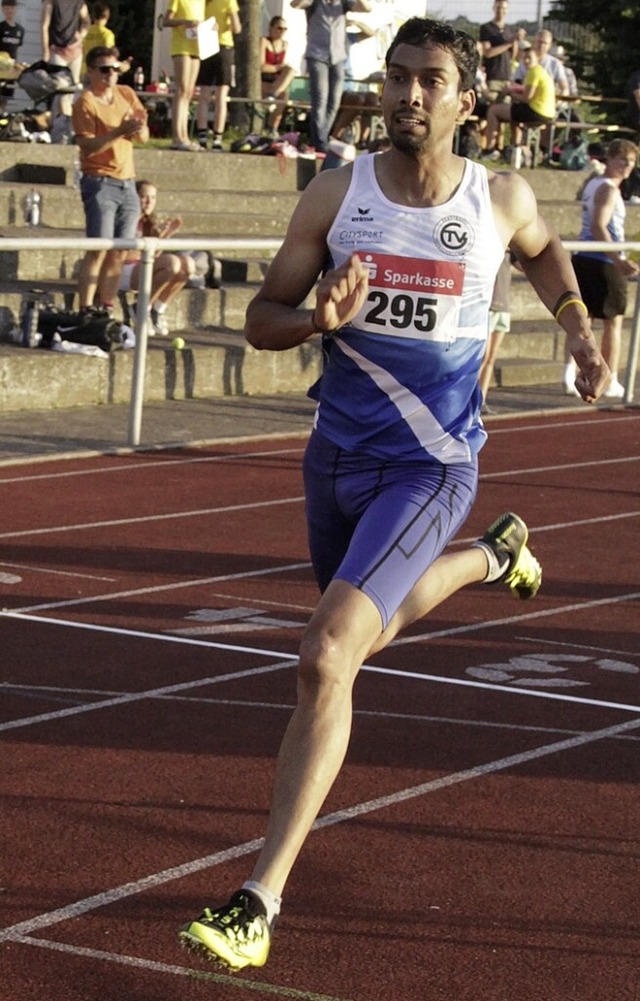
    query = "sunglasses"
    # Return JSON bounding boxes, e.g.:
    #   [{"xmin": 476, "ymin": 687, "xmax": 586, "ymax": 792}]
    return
[{"xmin": 96, "ymin": 64, "xmax": 121, "ymax": 74}]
